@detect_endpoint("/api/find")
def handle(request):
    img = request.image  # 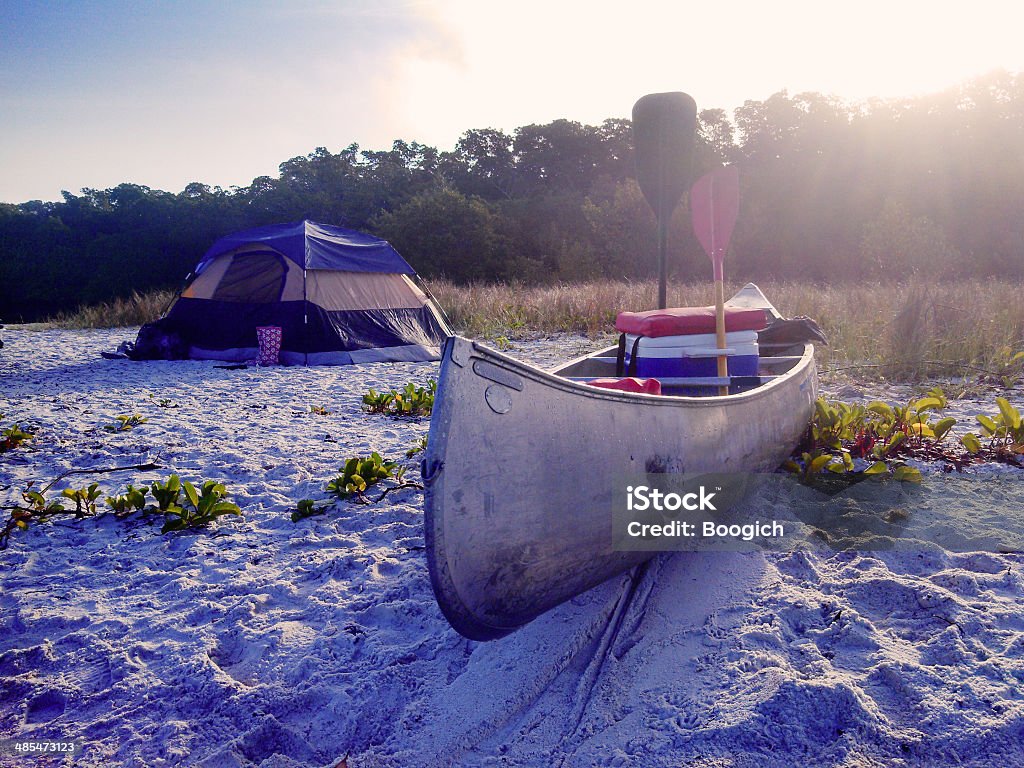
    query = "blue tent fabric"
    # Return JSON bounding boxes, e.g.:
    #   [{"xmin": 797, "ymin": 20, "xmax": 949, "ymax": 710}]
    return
[
  {"xmin": 167, "ymin": 299, "xmax": 446, "ymax": 357},
  {"xmin": 195, "ymin": 220, "xmax": 416, "ymax": 275}
]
